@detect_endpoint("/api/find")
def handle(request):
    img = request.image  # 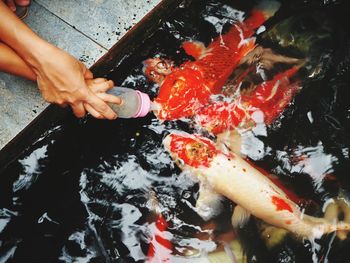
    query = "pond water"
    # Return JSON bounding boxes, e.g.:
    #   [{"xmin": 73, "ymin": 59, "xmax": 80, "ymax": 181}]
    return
[{"xmin": 1, "ymin": 0, "xmax": 350, "ymax": 262}]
